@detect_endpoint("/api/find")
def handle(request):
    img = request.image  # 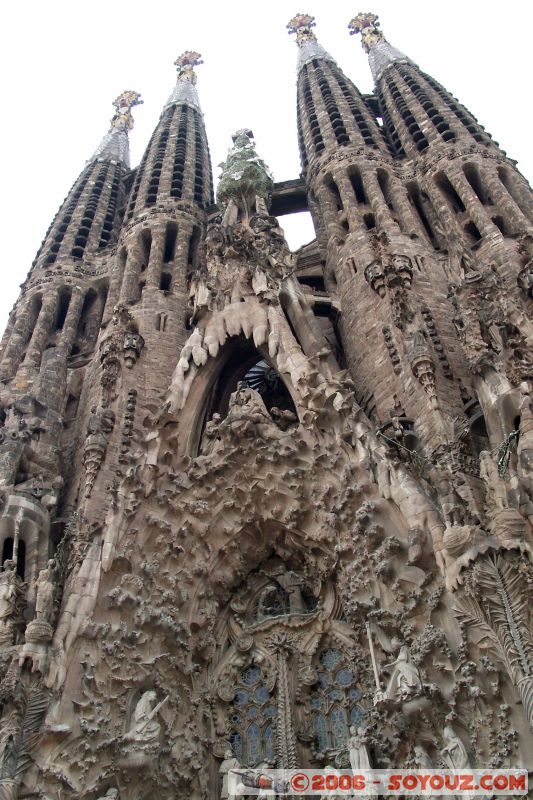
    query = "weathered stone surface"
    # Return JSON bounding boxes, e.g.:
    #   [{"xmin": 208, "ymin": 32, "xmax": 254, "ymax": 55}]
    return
[{"xmin": 0, "ymin": 13, "xmax": 532, "ymax": 800}]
